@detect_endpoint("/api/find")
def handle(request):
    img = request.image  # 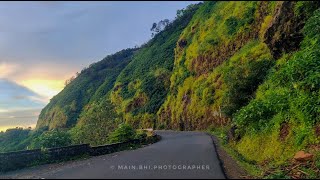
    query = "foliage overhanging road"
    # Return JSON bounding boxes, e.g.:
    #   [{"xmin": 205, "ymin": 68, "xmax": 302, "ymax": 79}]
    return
[{"xmin": 1, "ymin": 131, "xmax": 226, "ymax": 179}]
